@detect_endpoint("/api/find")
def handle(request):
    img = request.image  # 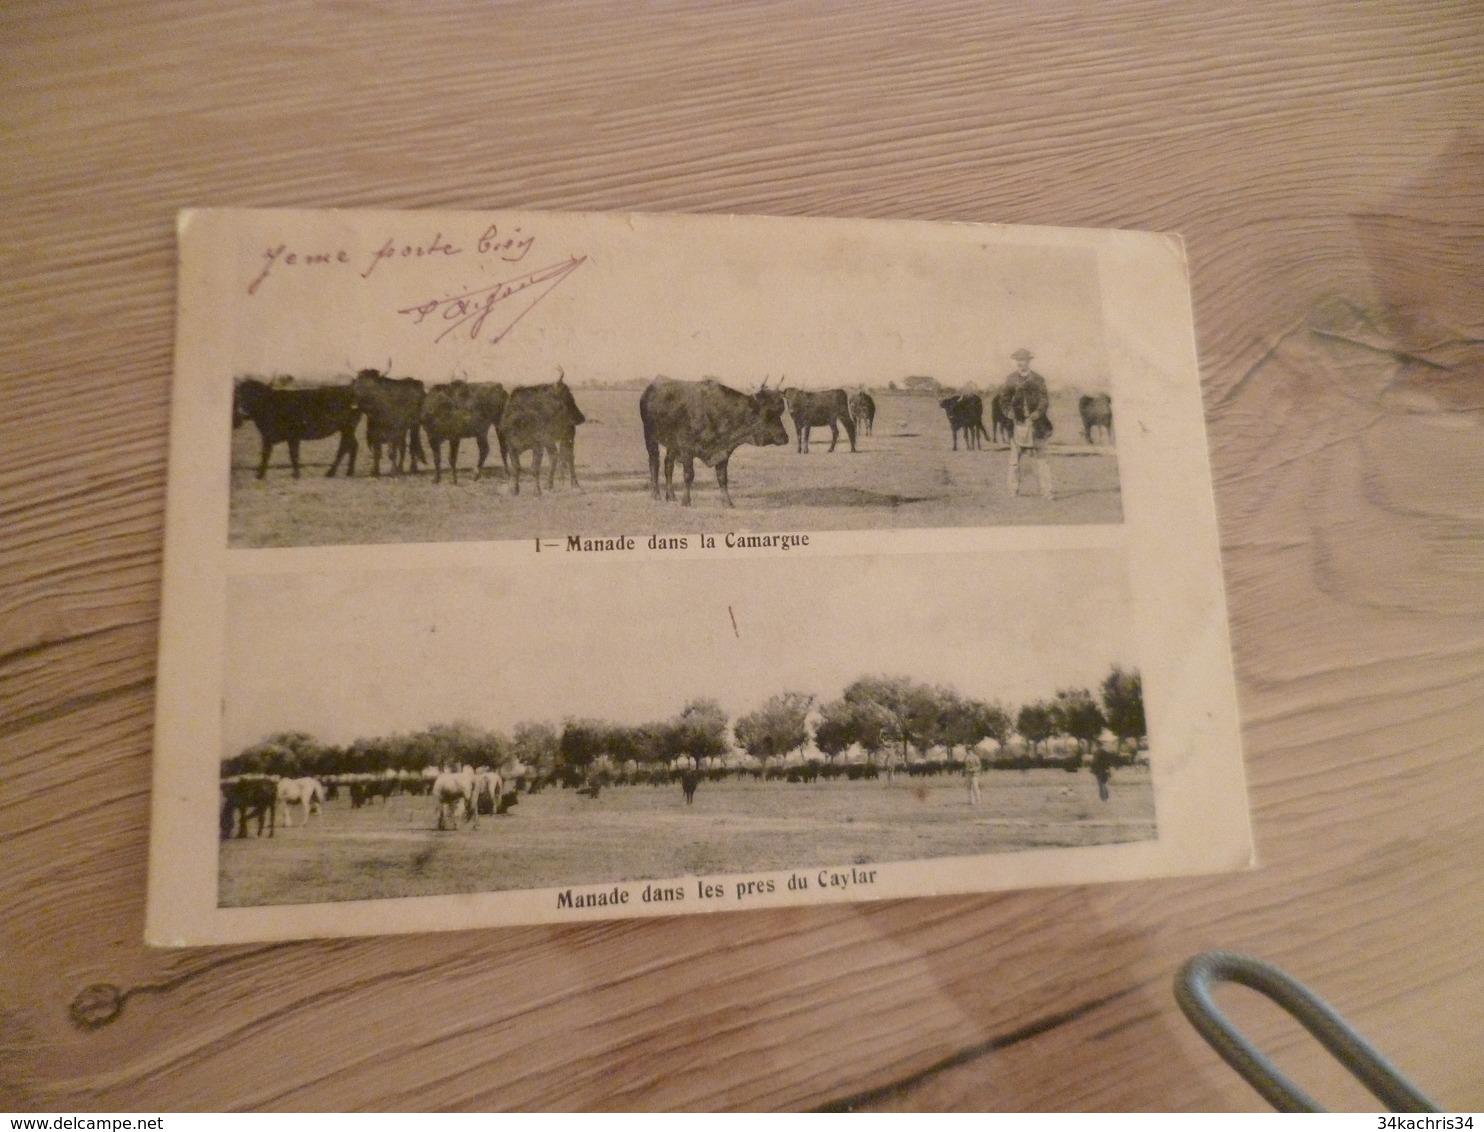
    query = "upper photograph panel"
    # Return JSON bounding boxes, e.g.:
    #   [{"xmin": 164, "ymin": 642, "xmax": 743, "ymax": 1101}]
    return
[{"xmin": 194, "ymin": 210, "xmax": 1127, "ymax": 547}]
